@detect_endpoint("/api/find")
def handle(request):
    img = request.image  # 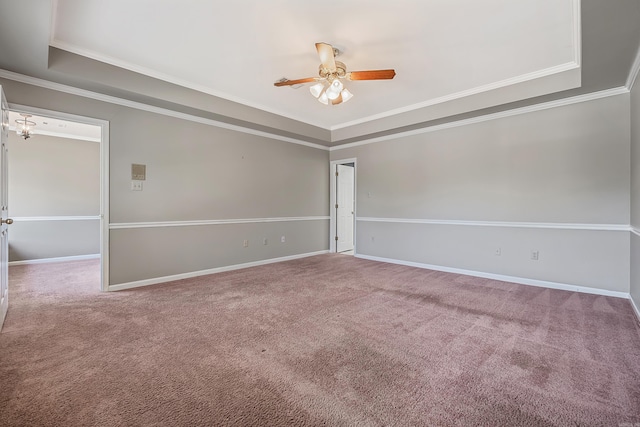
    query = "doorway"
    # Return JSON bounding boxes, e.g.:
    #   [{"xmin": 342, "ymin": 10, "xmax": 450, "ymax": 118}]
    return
[
  {"xmin": 7, "ymin": 104, "xmax": 109, "ymax": 291},
  {"xmin": 329, "ymin": 158, "xmax": 356, "ymax": 254}
]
